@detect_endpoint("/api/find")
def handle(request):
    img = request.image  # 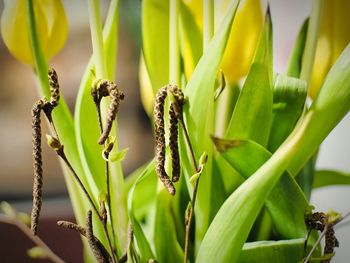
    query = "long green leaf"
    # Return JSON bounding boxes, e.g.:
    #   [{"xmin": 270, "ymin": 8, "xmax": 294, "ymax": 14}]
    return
[
  {"xmin": 268, "ymin": 73, "xmax": 307, "ymax": 152},
  {"xmin": 286, "ymin": 19, "xmax": 309, "ymax": 78},
  {"xmin": 142, "ymin": 0, "xmax": 169, "ymax": 94},
  {"xmin": 225, "ymin": 9, "xmax": 273, "ymax": 147},
  {"xmin": 182, "ymin": 0, "xmax": 240, "ymax": 246},
  {"xmin": 238, "ymin": 238, "xmax": 309, "ymax": 263},
  {"xmin": 287, "ymin": 44, "xmax": 350, "ymax": 176},
  {"xmin": 154, "ymin": 189, "xmax": 184, "ymax": 263},
  {"xmin": 127, "ymin": 160, "xmax": 156, "ymax": 262},
  {"xmin": 74, "ymin": 0, "xmax": 128, "ymax": 252},
  {"xmin": 213, "ymin": 137, "xmax": 308, "ymax": 239},
  {"xmin": 313, "ymin": 170, "xmax": 350, "ymax": 188}
]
